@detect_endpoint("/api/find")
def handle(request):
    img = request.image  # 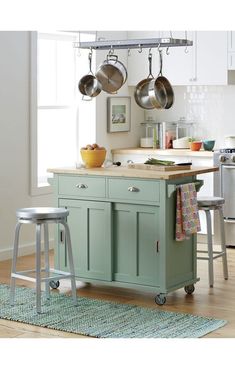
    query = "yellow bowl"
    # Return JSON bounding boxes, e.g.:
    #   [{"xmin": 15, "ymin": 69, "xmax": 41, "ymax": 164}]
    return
[{"xmin": 80, "ymin": 149, "xmax": 106, "ymax": 168}]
